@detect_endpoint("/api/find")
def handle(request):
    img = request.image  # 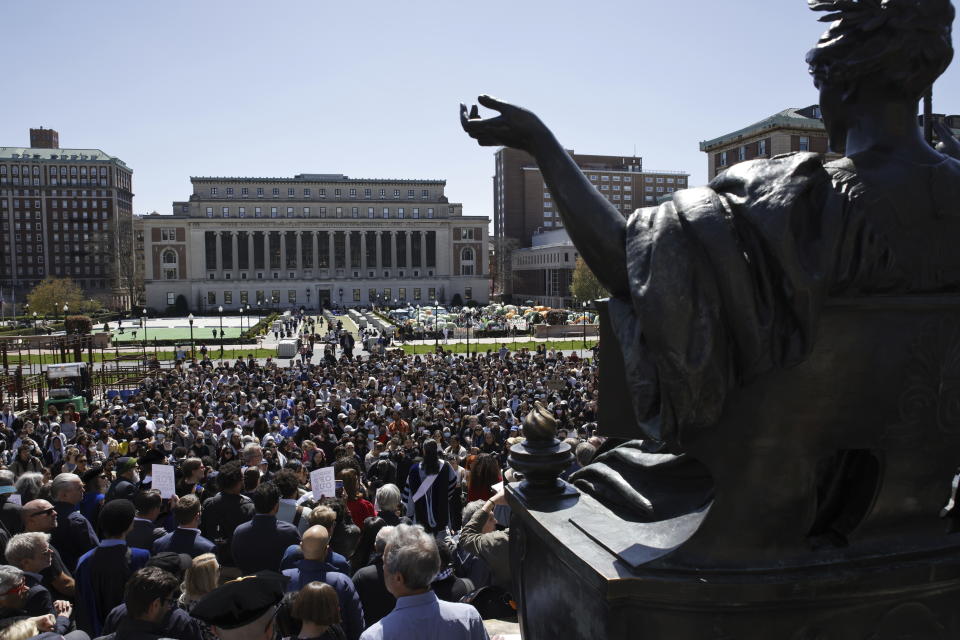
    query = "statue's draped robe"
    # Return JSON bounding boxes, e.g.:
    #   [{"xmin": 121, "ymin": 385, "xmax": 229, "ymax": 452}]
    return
[{"xmin": 606, "ymin": 151, "xmax": 960, "ymax": 454}]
